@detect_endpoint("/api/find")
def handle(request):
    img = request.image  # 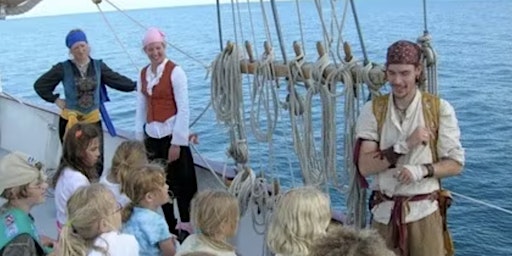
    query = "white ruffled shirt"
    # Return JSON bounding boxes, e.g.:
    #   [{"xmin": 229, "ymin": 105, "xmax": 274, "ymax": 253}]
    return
[
  {"xmin": 135, "ymin": 59, "xmax": 190, "ymax": 146},
  {"xmin": 355, "ymin": 90, "xmax": 465, "ymax": 224}
]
